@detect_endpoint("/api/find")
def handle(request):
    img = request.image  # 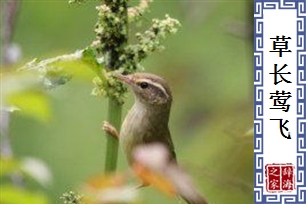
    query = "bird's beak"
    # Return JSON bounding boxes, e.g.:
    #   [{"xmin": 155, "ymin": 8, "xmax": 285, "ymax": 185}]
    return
[{"xmin": 113, "ymin": 72, "xmax": 133, "ymax": 85}]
